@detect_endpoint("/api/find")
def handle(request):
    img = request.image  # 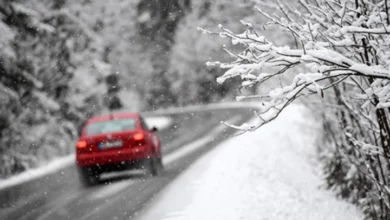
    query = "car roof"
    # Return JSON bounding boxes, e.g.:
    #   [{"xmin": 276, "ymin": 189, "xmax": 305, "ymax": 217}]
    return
[{"xmin": 87, "ymin": 112, "xmax": 140, "ymax": 123}]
